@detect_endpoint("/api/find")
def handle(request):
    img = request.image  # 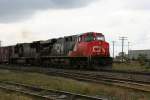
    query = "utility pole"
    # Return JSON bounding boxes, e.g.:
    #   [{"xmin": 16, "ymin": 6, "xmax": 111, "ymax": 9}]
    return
[
  {"xmin": 128, "ymin": 42, "xmax": 130, "ymax": 56},
  {"xmin": 0, "ymin": 41, "xmax": 1, "ymax": 47},
  {"xmin": 119, "ymin": 37, "xmax": 127, "ymax": 62},
  {"xmin": 112, "ymin": 41, "xmax": 115, "ymax": 59}
]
